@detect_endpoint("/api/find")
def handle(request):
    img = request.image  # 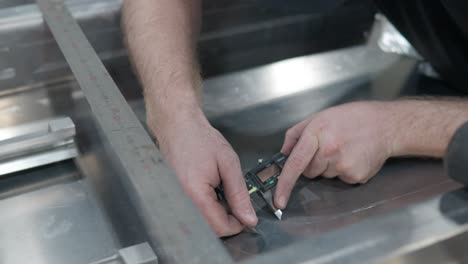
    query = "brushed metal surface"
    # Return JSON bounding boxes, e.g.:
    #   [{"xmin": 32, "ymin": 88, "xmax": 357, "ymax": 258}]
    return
[{"xmin": 0, "ymin": 162, "xmax": 119, "ymax": 264}]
